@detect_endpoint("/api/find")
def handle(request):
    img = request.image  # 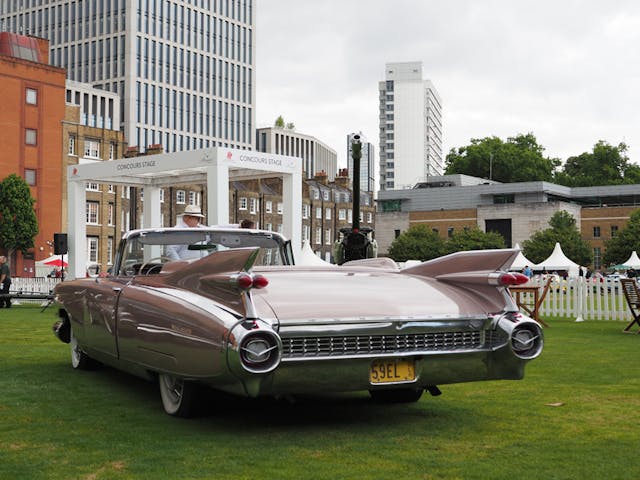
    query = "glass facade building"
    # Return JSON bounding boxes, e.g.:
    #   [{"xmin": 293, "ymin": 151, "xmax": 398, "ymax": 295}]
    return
[{"xmin": 1, "ymin": 0, "xmax": 256, "ymax": 153}]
